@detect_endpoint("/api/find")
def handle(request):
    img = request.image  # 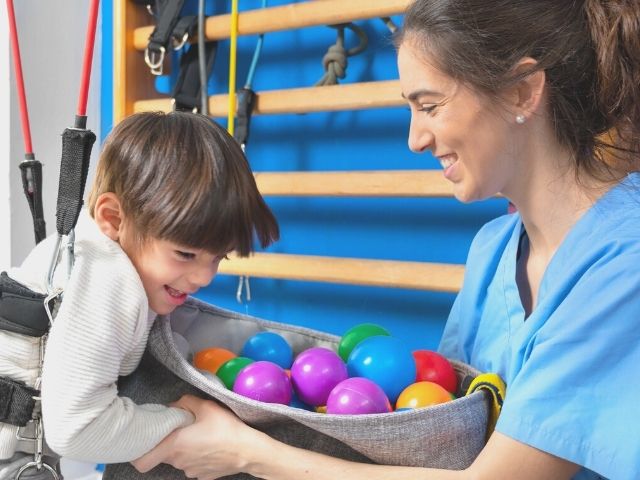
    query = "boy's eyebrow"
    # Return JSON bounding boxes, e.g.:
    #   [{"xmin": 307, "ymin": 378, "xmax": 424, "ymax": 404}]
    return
[{"xmin": 401, "ymin": 89, "xmax": 443, "ymax": 101}]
